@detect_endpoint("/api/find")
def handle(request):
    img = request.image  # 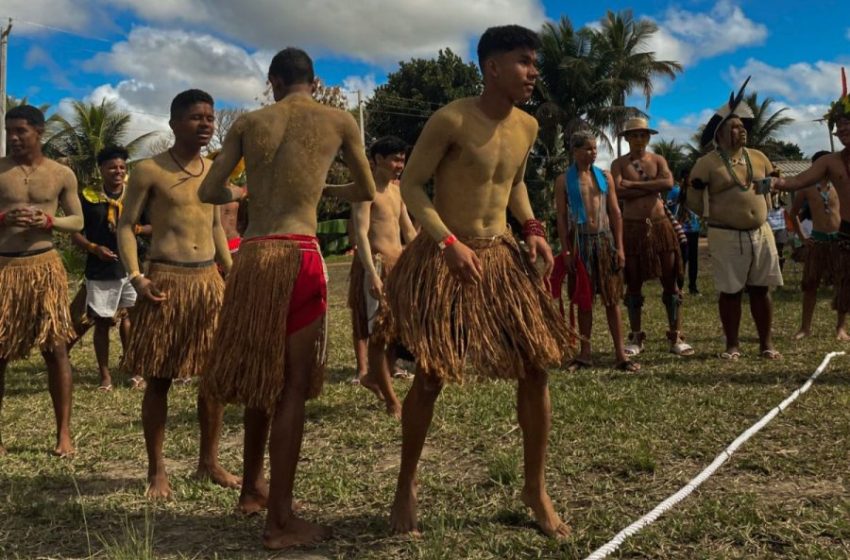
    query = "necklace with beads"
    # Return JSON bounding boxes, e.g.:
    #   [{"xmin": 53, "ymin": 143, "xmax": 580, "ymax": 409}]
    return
[{"xmin": 717, "ymin": 148, "xmax": 753, "ymax": 191}]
